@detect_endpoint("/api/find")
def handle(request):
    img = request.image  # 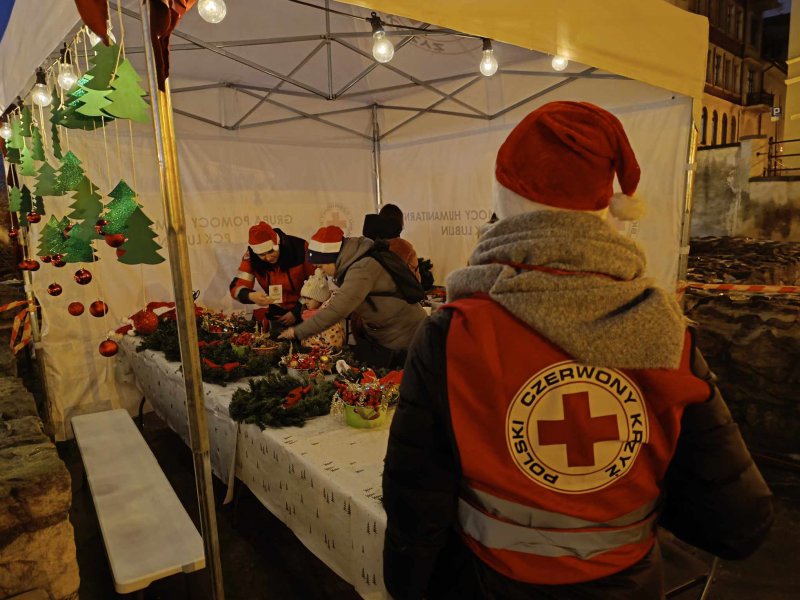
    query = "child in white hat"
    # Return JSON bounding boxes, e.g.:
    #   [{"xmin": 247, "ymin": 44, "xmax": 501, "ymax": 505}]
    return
[{"xmin": 299, "ymin": 268, "xmax": 344, "ymax": 348}]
